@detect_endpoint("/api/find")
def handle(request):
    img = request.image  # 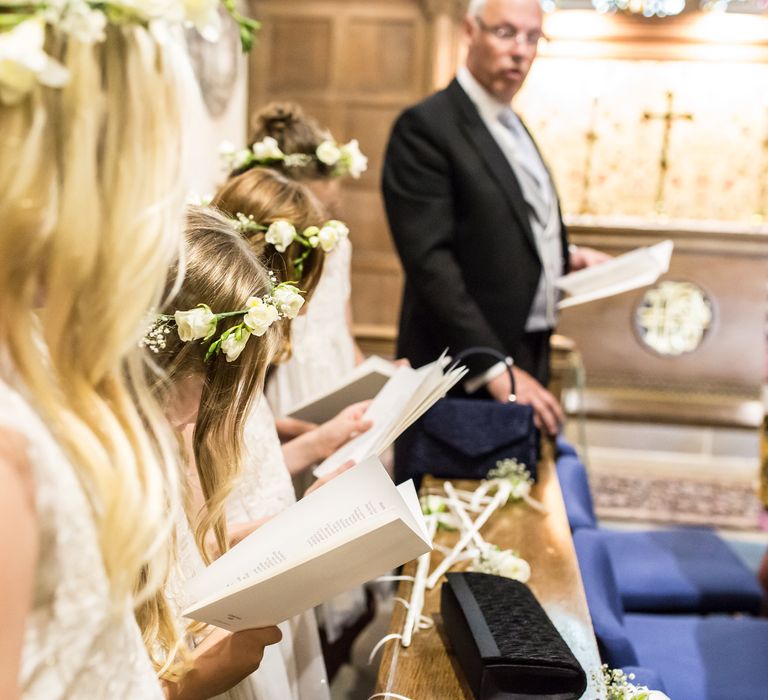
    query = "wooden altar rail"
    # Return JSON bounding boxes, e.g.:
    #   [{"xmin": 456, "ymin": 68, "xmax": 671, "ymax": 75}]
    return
[{"xmin": 374, "ymin": 451, "xmax": 604, "ymax": 699}]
